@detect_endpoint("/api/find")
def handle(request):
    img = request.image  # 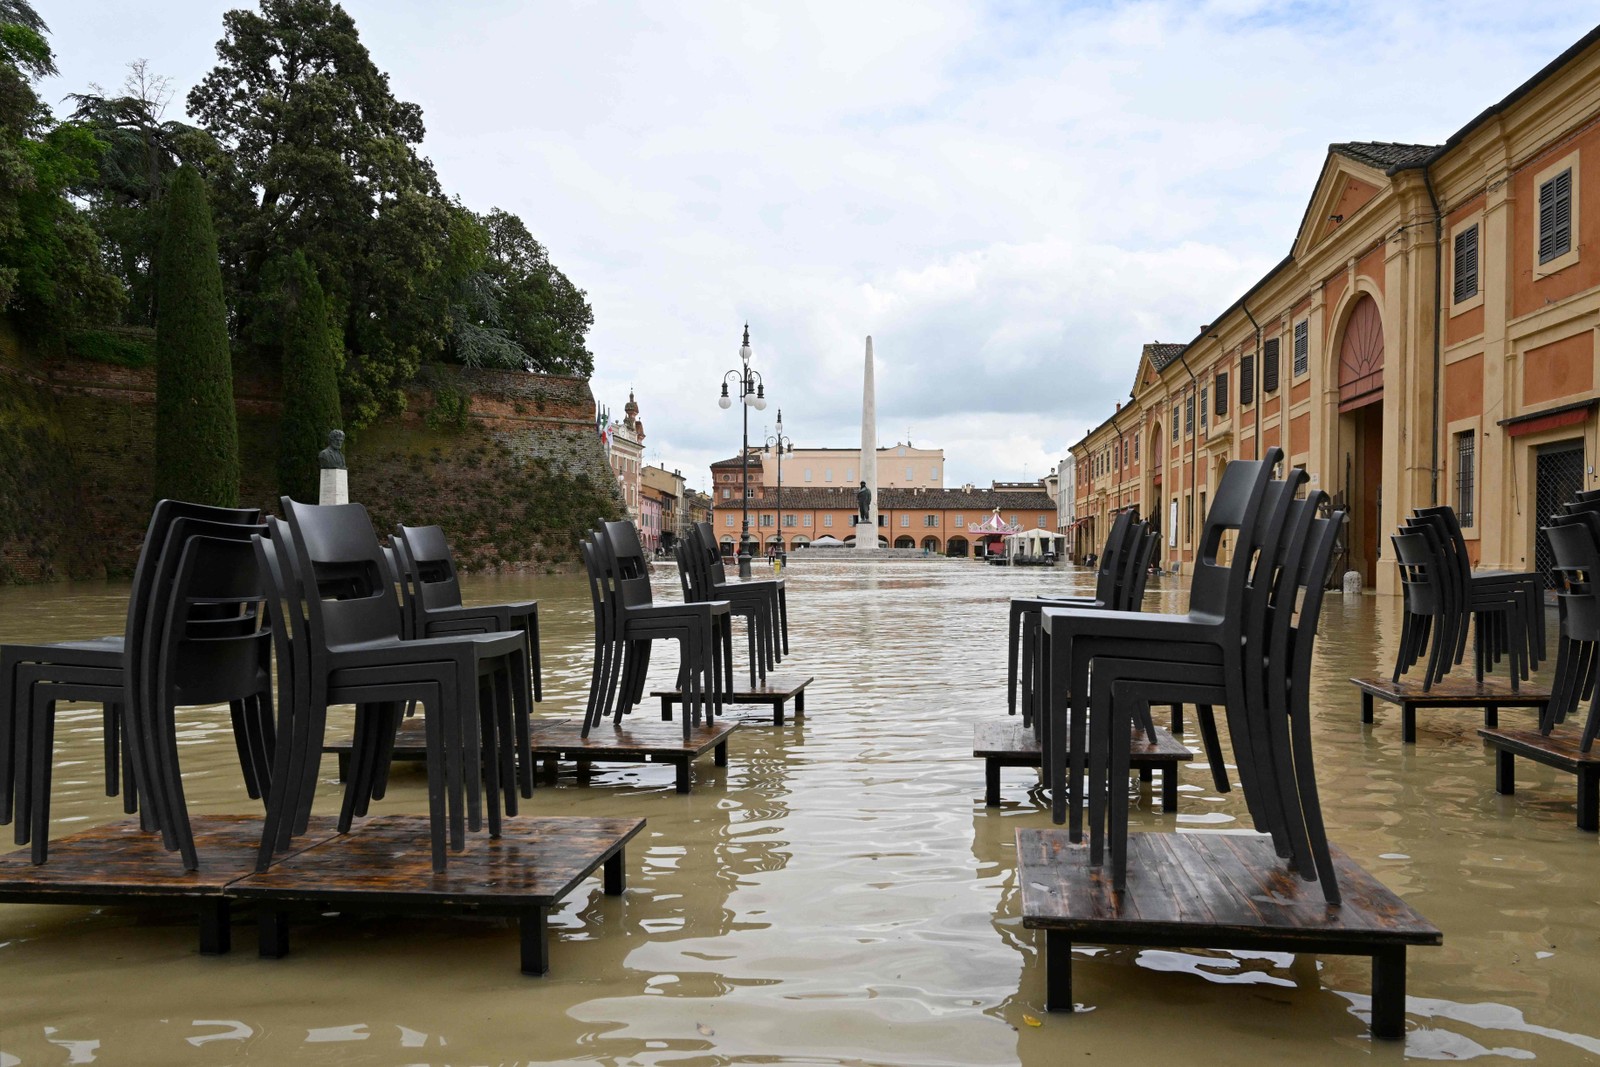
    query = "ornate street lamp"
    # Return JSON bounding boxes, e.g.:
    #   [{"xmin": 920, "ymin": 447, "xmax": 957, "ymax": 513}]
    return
[
  {"xmin": 719, "ymin": 323, "xmax": 766, "ymax": 577},
  {"xmin": 765, "ymin": 409, "xmax": 794, "ymax": 563}
]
